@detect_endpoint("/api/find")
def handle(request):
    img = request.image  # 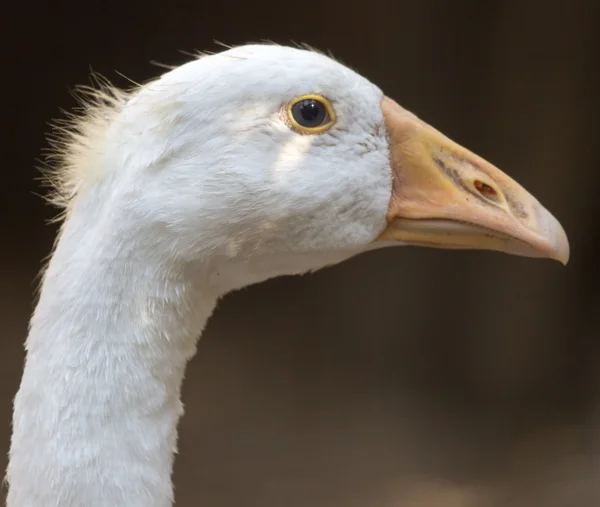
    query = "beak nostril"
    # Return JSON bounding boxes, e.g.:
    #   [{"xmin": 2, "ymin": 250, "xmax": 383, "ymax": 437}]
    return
[{"xmin": 474, "ymin": 179, "xmax": 500, "ymax": 201}]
